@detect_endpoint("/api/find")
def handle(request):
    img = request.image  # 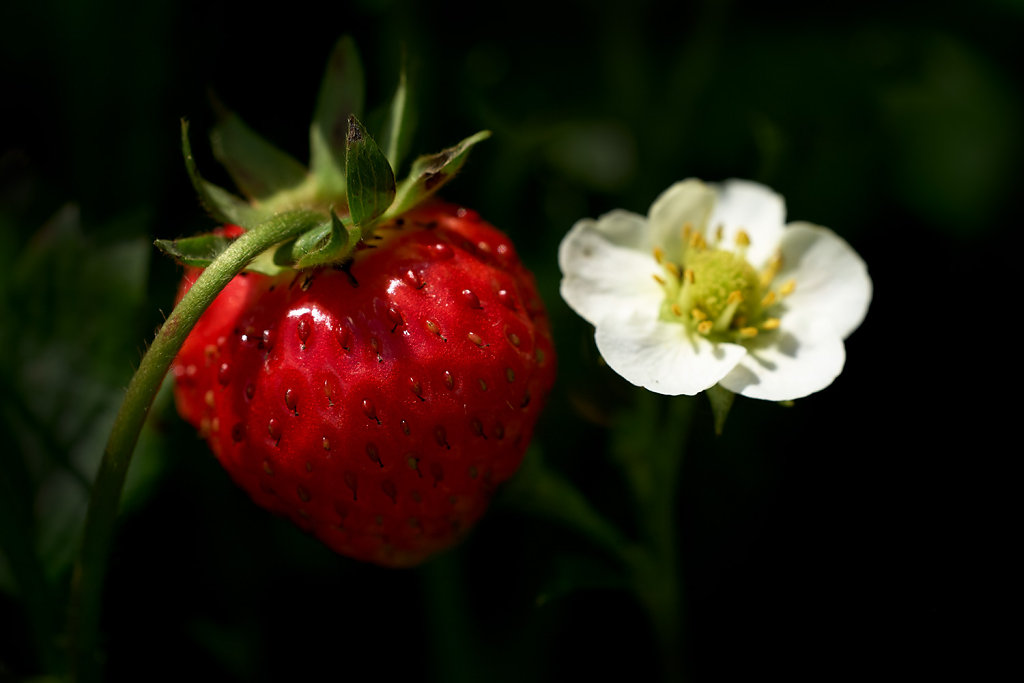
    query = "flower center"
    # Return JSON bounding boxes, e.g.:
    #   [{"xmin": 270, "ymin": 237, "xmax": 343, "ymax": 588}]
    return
[{"xmin": 653, "ymin": 227, "xmax": 794, "ymax": 342}]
